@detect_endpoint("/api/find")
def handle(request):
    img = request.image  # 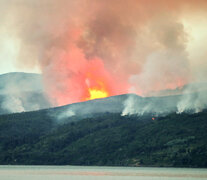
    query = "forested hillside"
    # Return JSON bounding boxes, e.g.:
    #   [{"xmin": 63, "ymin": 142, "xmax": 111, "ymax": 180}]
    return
[{"xmin": 0, "ymin": 109, "xmax": 207, "ymax": 167}]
